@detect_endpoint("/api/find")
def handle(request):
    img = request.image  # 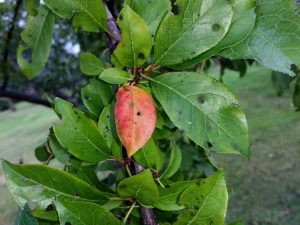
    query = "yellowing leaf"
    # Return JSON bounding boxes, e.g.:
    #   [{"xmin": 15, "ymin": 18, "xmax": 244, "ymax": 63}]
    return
[{"xmin": 115, "ymin": 85, "xmax": 156, "ymax": 156}]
